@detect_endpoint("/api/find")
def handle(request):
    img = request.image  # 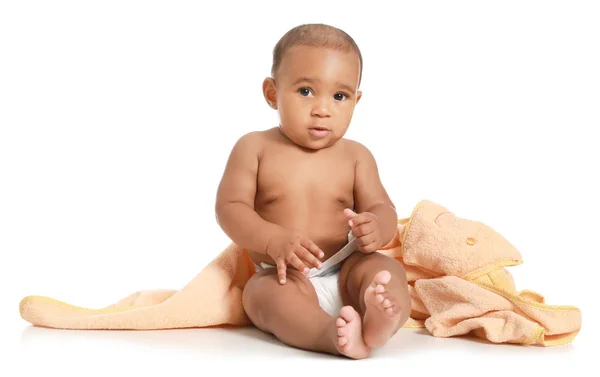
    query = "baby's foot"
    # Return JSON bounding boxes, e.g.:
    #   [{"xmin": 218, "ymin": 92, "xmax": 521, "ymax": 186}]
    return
[
  {"xmin": 335, "ymin": 306, "xmax": 371, "ymax": 359},
  {"xmin": 362, "ymin": 270, "xmax": 403, "ymax": 348}
]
